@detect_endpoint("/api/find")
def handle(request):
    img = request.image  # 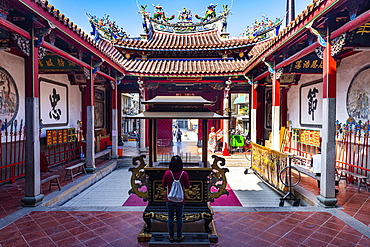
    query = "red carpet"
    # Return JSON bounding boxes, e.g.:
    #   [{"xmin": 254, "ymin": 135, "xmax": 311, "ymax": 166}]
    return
[
  {"xmin": 122, "ymin": 184, "xmax": 242, "ymax": 206},
  {"xmin": 122, "ymin": 194, "xmax": 148, "ymax": 206},
  {"xmin": 210, "ymin": 184, "xmax": 242, "ymax": 206}
]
